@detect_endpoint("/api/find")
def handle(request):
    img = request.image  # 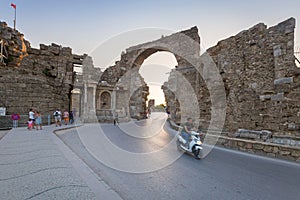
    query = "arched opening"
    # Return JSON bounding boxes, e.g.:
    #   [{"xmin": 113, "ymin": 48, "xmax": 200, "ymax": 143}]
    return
[
  {"xmin": 138, "ymin": 51, "xmax": 178, "ymax": 116},
  {"xmin": 99, "ymin": 91, "xmax": 111, "ymax": 110},
  {"xmin": 71, "ymin": 88, "xmax": 81, "ymax": 116}
]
